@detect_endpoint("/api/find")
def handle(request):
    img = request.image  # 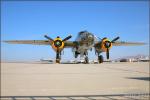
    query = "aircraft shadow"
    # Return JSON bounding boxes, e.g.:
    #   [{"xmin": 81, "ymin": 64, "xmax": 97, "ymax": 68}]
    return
[{"xmin": 126, "ymin": 77, "xmax": 150, "ymax": 81}]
